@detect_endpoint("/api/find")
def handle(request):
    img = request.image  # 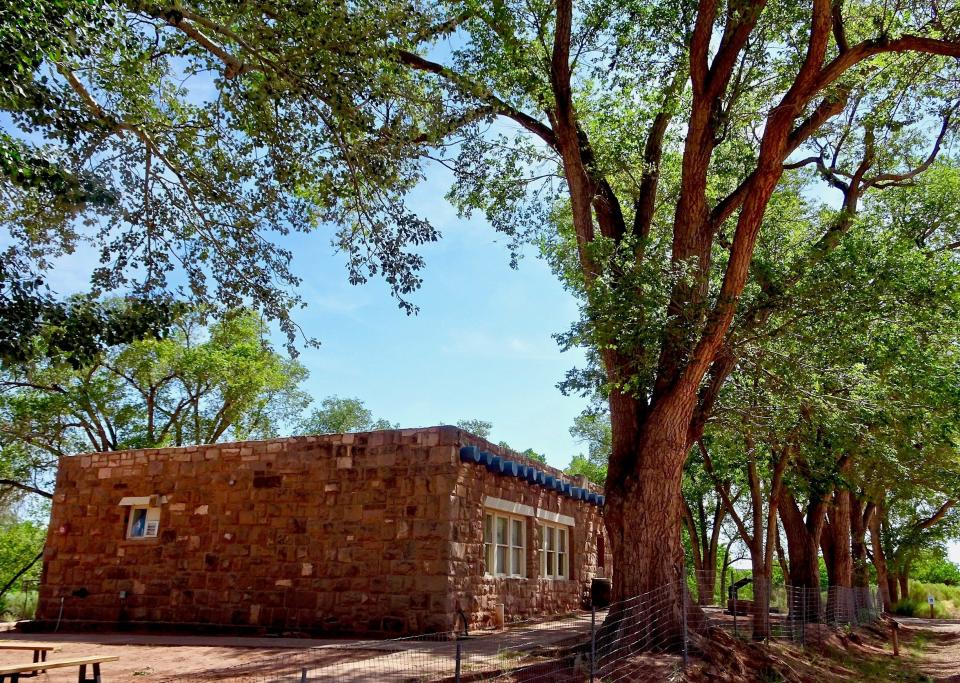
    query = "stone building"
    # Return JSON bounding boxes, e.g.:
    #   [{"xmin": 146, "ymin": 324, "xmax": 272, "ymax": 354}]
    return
[{"xmin": 35, "ymin": 427, "xmax": 610, "ymax": 635}]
